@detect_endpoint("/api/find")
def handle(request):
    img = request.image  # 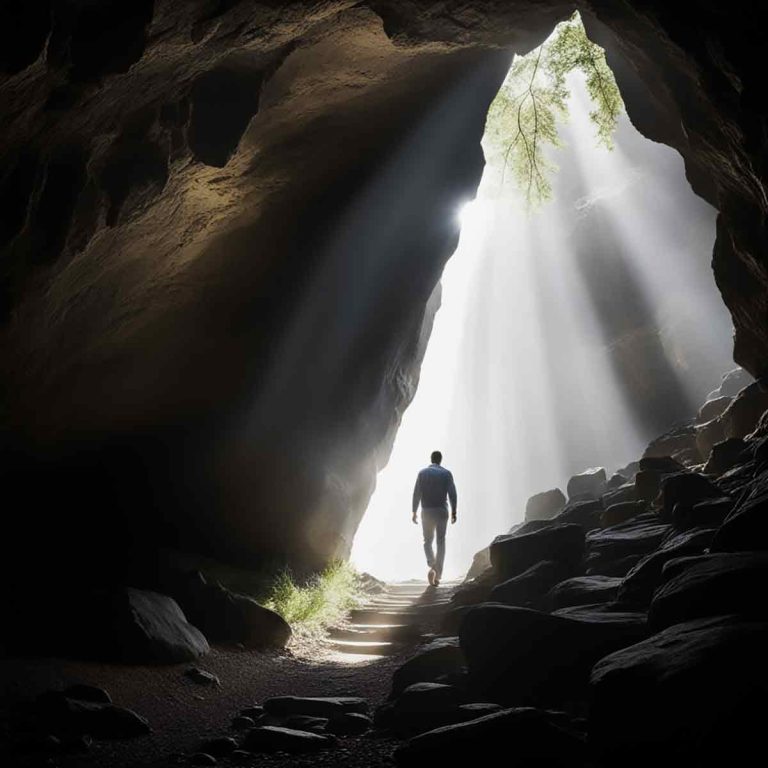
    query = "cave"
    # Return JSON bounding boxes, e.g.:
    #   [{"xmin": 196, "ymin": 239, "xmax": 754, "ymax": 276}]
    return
[{"xmin": 2, "ymin": 2, "xmax": 768, "ymax": 766}]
